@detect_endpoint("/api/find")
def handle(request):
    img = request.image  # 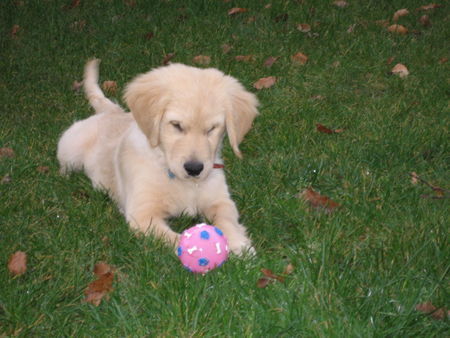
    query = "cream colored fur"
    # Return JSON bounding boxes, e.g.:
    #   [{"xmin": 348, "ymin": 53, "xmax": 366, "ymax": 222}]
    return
[{"xmin": 57, "ymin": 59, "xmax": 259, "ymax": 255}]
